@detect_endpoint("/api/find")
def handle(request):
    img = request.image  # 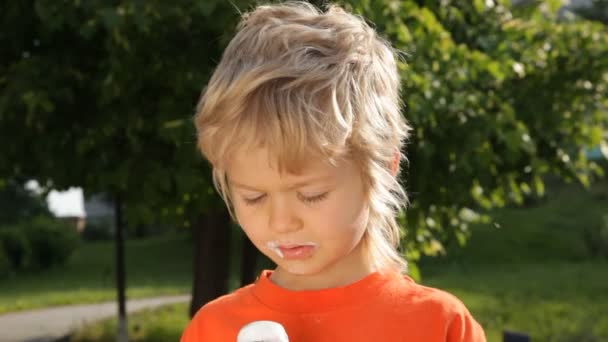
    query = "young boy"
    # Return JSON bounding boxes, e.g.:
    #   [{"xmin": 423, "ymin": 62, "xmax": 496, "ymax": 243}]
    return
[{"xmin": 182, "ymin": 1, "xmax": 486, "ymax": 341}]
